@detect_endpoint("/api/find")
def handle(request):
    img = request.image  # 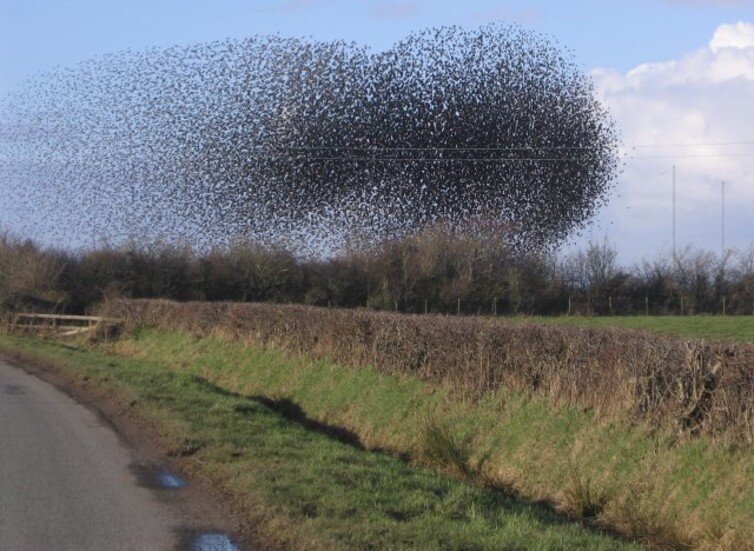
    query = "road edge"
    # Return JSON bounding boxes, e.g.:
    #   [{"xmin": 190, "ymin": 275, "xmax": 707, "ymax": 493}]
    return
[{"xmin": 0, "ymin": 343, "xmax": 270, "ymax": 551}]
